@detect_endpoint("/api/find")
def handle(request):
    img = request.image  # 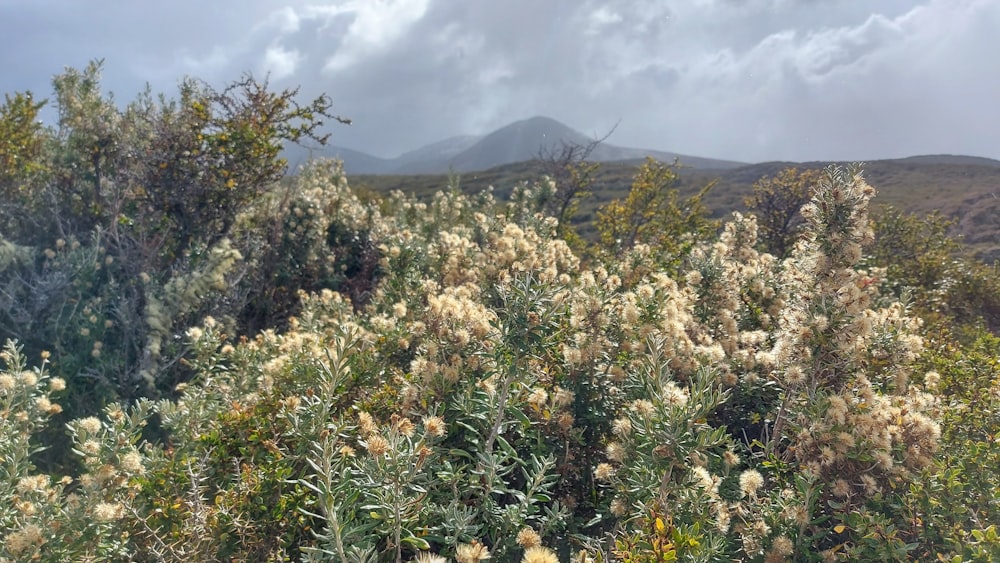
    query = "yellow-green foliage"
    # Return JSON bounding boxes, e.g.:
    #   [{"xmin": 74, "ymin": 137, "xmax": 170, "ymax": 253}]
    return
[{"xmin": 597, "ymin": 157, "xmax": 717, "ymax": 271}]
